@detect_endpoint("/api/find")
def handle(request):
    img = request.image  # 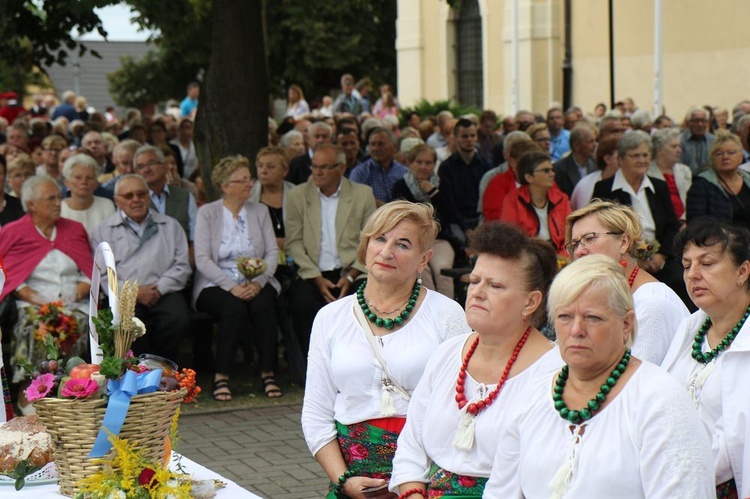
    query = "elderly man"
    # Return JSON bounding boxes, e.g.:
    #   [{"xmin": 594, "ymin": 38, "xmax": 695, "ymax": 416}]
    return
[
  {"xmin": 285, "ymin": 143, "xmax": 376, "ymax": 353},
  {"xmin": 477, "ymin": 130, "xmax": 532, "ymax": 217},
  {"xmin": 100, "ymin": 139, "xmax": 140, "ymax": 195},
  {"xmin": 680, "ymin": 107, "xmax": 717, "ymax": 172},
  {"xmin": 90, "ymin": 174, "xmax": 191, "ymax": 362},
  {"xmin": 133, "ymin": 145, "xmax": 196, "ymax": 246},
  {"xmin": 427, "ymin": 110, "xmax": 454, "ymax": 149},
  {"xmin": 349, "ymin": 127, "xmax": 408, "ymax": 206},
  {"xmin": 598, "ymin": 116, "xmax": 627, "ymax": 142},
  {"xmin": 515, "ymin": 110, "xmax": 536, "ymax": 132},
  {"xmin": 82, "ymin": 131, "xmax": 115, "ymax": 174},
  {"xmin": 439, "ymin": 118, "xmax": 492, "ymax": 238},
  {"xmin": 547, "ymin": 106, "xmax": 571, "ymax": 161},
  {"xmin": 332, "ymin": 74, "xmax": 363, "ymax": 116},
  {"xmin": 554, "ymin": 123, "xmax": 598, "ymax": 197},
  {"xmin": 286, "ymin": 121, "xmax": 333, "ymax": 184}
]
